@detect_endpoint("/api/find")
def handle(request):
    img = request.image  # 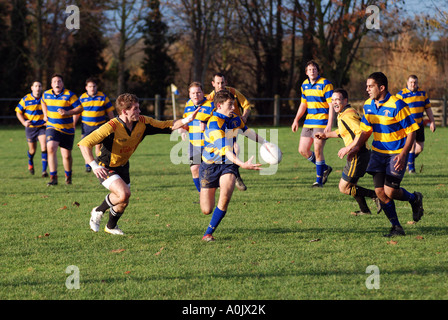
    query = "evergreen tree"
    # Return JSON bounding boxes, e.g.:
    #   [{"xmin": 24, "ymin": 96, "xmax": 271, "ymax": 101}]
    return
[{"xmin": 140, "ymin": 0, "xmax": 176, "ymax": 98}]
